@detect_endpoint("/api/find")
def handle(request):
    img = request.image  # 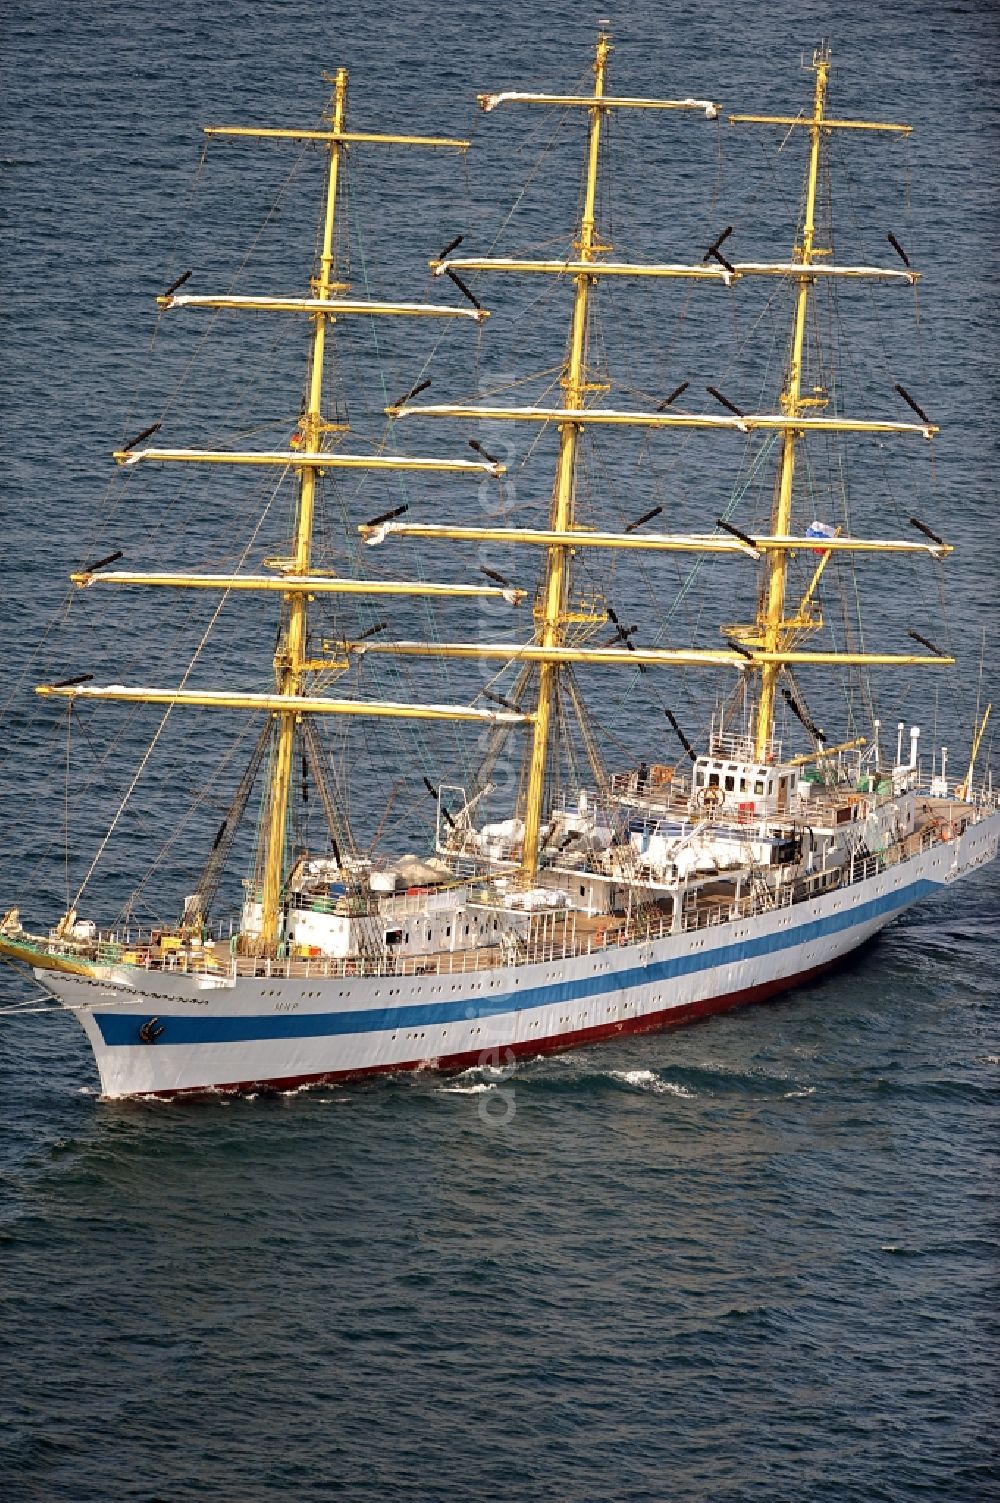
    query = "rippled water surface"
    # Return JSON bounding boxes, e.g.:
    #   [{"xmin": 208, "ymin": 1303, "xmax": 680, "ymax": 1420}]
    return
[{"xmin": 1, "ymin": 1, "xmax": 998, "ymax": 1499}]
